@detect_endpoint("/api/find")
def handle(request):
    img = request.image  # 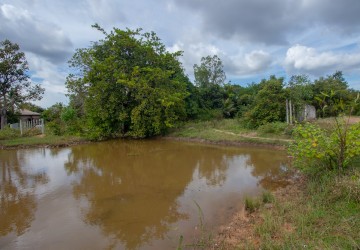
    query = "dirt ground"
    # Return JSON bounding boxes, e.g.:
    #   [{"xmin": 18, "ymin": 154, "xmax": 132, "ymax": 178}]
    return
[{"xmin": 211, "ymin": 173, "xmax": 307, "ymax": 249}]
